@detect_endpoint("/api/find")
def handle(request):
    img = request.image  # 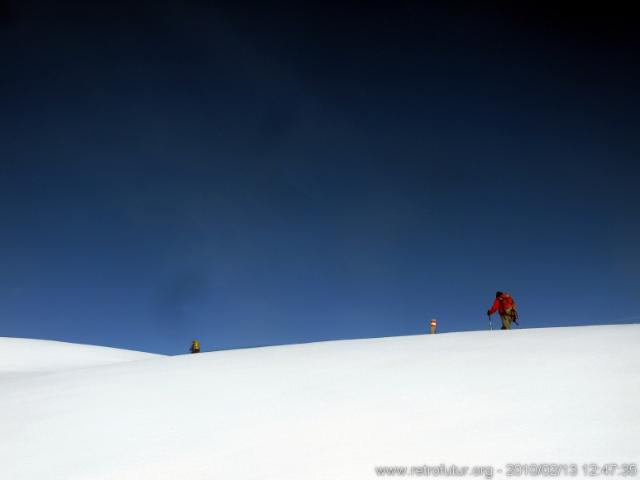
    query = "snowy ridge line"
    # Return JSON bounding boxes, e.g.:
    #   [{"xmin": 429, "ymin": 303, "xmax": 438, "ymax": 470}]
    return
[
  {"xmin": 193, "ymin": 326, "xmax": 507, "ymax": 354},
  {"xmin": 188, "ymin": 322, "xmax": 635, "ymax": 355},
  {"xmin": 193, "ymin": 331, "xmax": 443, "ymax": 354},
  {"xmin": 195, "ymin": 335, "xmax": 398, "ymax": 354},
  {"xmin": 0, "ymin": 337, "xmax": 163, "ymax": 375}
]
